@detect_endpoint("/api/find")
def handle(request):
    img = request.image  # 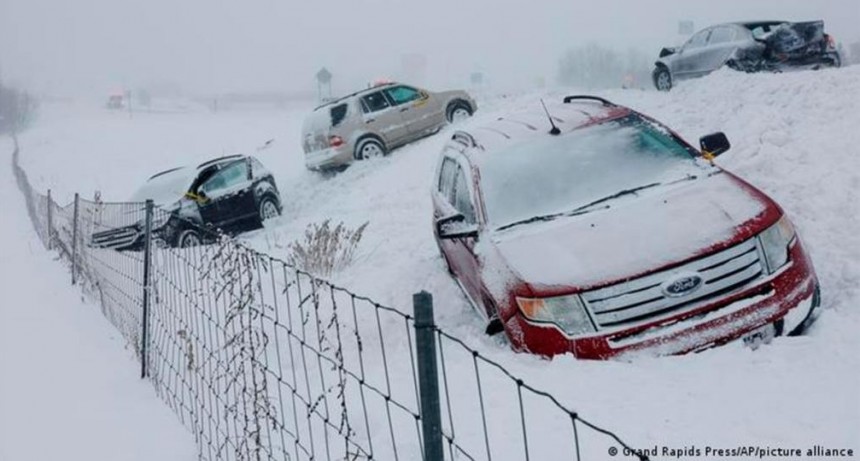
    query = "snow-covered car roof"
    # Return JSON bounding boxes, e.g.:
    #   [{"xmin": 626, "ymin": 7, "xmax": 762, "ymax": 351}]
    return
[
  {"xmin": 458, "ymin": 99, "xmax": 630, "ymax": 153},
  {"xmin": 131, "ymin": 154, "xmax": 249, "ymax": 205}
]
